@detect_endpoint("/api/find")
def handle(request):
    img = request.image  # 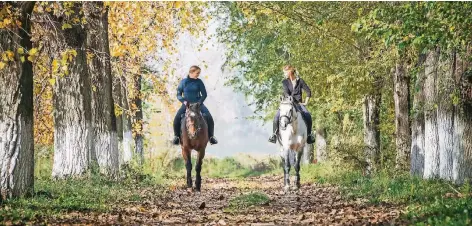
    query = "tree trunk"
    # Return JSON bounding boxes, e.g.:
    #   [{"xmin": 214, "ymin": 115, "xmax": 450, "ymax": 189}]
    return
[
  {"xmin": 0, "ymin": 2, "xmax": 35, "ymax": 199},
  {"xmin": 301, "ymin": 144, "xmax": 314, "ymax": 165},
  {"xmin": 112, "ymin": 74, "xmax": 124, "ymax": 164},
  {"xmin": 52, "ymin": 4, "xmax": 92, "ymax": 178},
  {"xmin": 84, "ymin": 2, "xmax": 119, "ymax": 177},
  {"xmin": 134, "ymin": 74, "xmax": 144, "ymax": 164},
  {"xmin": 437, "ymin": 51, "xmax": 455, "ymax": 181},
  {"xmin": 315, "ymin": 128, "xmax": 327, "ymax": 163},
  {"xmin": 113, "ymin": 75, "xmax": 133, "ymax": 164},
  {"xmin": 411, "ymin": 54, "xmax": 426, "ymax": 176},
  {"xmin": 363, "ymin": 79, "xmax": 381, "ymax": 175},
  {"xmin": 423, "ymin": 48, "xmax": 440, "ymax": 179},
  {"xmin": 122, "ymin": 85, "xmax": 134, "ymax": 163},
  {"xmin": 452, "ymin": 51, "xmax": 472, "ymax": 184},
  {"xmin": 393, "ymin": 61, "xmax": 411, "ymax": 171}
]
